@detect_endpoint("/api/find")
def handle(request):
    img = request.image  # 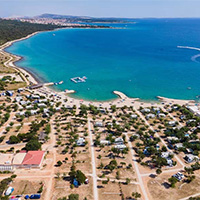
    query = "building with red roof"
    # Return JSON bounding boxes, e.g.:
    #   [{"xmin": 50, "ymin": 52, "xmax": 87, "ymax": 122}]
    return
[
  {"xmin": 0, "ymin": 151, "xmax": 45, "ymax": 171},
  {"xmin": 21, "ymin": 151, "xmax": 45, "ymax": 168}
]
